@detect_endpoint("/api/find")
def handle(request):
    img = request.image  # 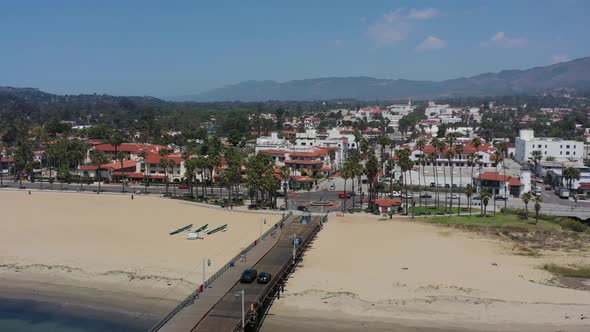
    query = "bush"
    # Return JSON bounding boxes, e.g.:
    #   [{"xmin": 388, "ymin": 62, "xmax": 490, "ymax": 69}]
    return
[{"xmin": 554, "ymin": 218, "xmax": 589, "ymax": 233}]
